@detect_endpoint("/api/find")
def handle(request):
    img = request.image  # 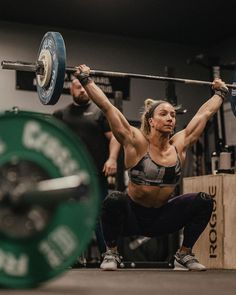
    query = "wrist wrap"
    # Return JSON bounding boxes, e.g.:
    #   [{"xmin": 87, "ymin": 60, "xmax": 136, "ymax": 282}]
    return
[
  {"xmin": 76, "ymin": 72, "xmax": 93, "ymax": 87},
  {"xmin": 214, "ymin": 86, "xmax": 229, "ymax": 100}
]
